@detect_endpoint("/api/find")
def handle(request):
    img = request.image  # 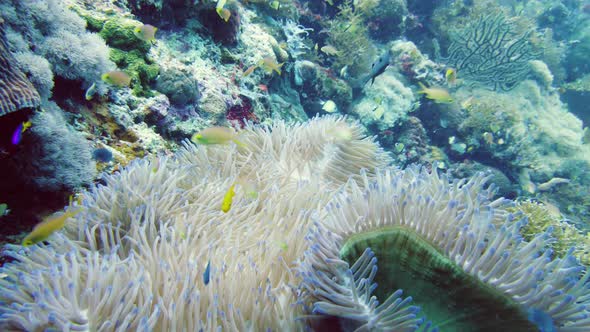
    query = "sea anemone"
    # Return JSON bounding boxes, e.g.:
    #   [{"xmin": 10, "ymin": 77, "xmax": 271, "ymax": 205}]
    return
[
  {"xmin": 297, "ymin": 167, "xmax": 590, "ymax": 331},
  {"xmin": 0, "ymin": 116, "xmax": 390, "ymax": 331}
]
